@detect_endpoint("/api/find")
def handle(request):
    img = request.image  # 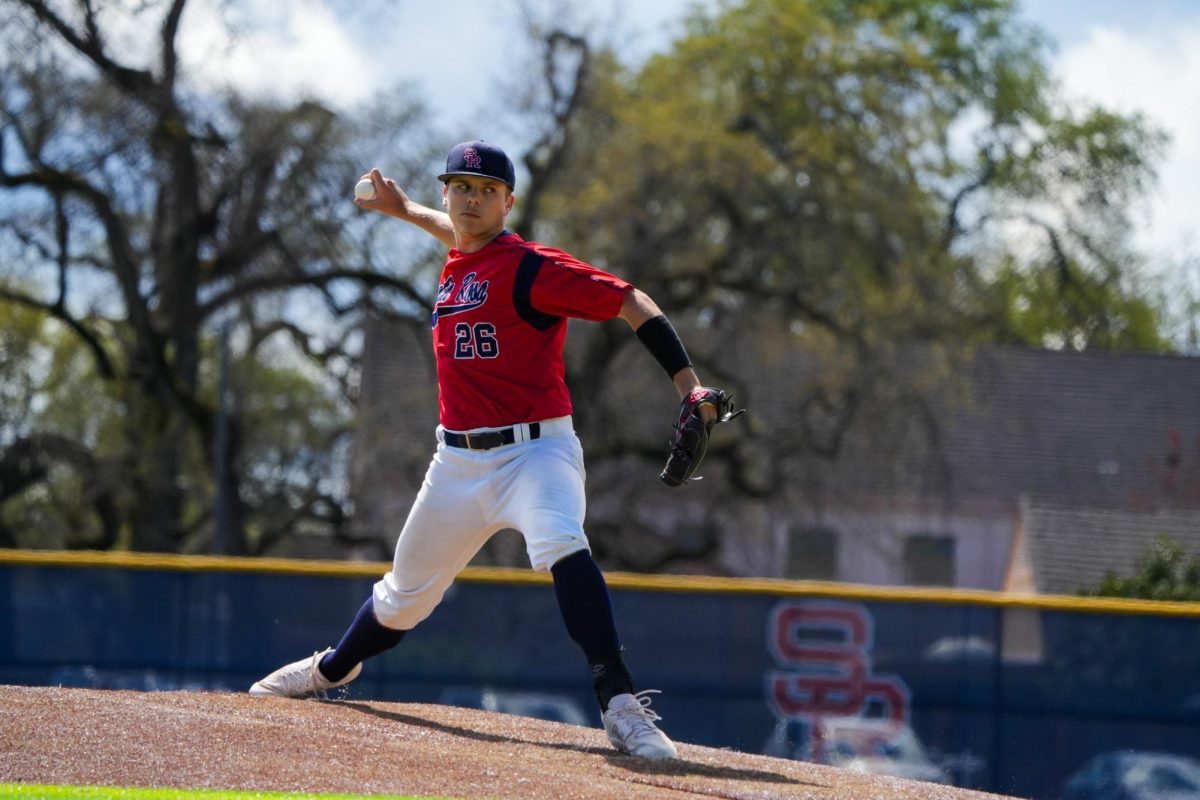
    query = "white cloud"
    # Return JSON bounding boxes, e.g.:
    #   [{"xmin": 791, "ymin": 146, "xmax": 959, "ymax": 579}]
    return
[
  {"xmin": 163, "ymin": 2, "xmax": 1199, "ymax": 269},
  {"xmin": 1056, "ymin": 22, "xmax": 1200, "ymax": 261},
  {"xmin": 178, "ymin": 0, "xmax": 380, "ymax": 108},
  {"xmin": 168, "ymin": 1, "xmax": 709, "ymax": 127}
]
